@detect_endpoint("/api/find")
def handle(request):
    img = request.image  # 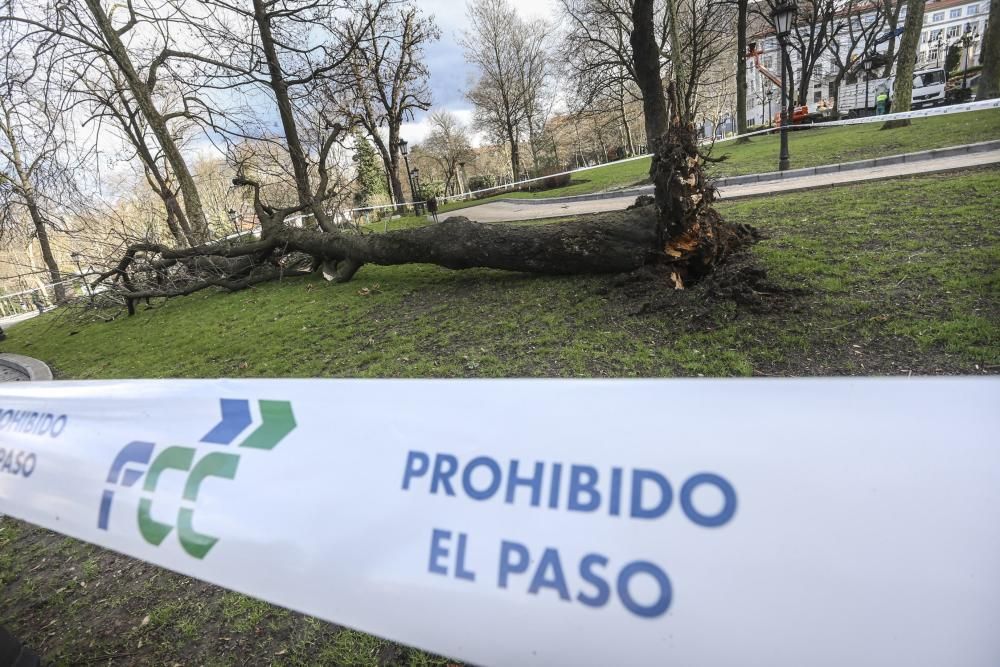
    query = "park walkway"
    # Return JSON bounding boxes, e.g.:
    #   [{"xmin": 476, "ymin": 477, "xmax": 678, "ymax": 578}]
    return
[
  {"xmin": 0, "ymin": 364, "xmax": 28, "ymax": 382},
  {"xmin": 448, "ymin": 147, "xmax": 1000, "ymax": 223},
  {"xmin": 0, "ymin": 354, "xmax": 52, "ymax": 382}
]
